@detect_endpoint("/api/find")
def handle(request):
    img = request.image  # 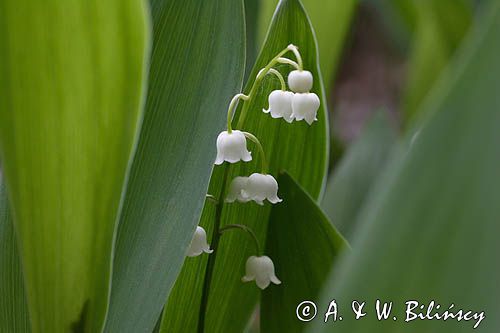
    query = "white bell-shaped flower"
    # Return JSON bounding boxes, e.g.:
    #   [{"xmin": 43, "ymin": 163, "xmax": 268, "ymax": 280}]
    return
[
  {"xmin": 288, "ymin": 70, "xmax": 313, "ymax": 93},
  {"xmin": 242, "ymin": 173, "xmax": 282, "ymax": 205},
  {"xmin": 242, "ymin": 255, "xmax": 281, "ymax": 290},
  {"xmin": 215, "ymin": 130, "xmax": 252, "ymax": 165},
  {"xmin": 263, "ymin": 90, "xmax": 294, "ymax": 123},
  {"xmin": 292, "ymin": 93, "xmax": 320, "ymax": 125},
  {"xmin": 225, "ymin": 176, "xmax": 251, "ymax": 203},
  {"xmin": 186, "ymin": 226, "xmax": 213, "ymax": 257}
]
